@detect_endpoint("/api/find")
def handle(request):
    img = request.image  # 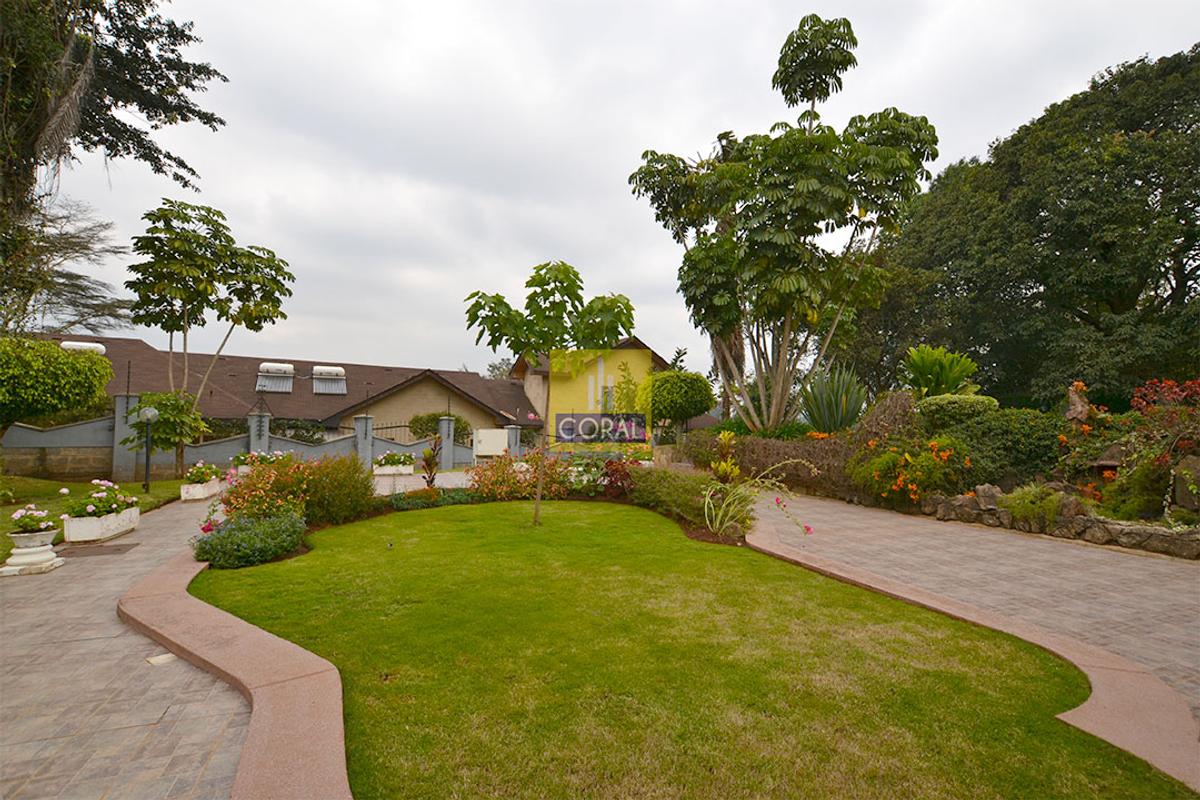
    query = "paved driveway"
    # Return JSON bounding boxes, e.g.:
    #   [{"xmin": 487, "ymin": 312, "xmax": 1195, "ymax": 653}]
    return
[
  {"xmin": 750, "ymin": 493, "xmax": 1200, "ymax": 721},
  {"xmin": 1, "ymin": 501, "xmax": 247, "ymax": 800}
]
